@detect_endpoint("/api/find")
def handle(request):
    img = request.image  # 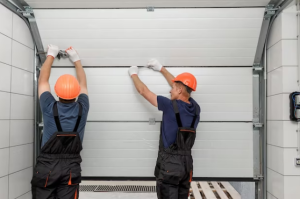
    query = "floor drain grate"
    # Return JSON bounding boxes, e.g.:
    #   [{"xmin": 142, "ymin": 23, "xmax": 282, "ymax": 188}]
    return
[
  {"xmin": 79, "ymin": 185, "xmax": 98, "ymax": 192},
  {"xmin": 95, "ymin": 185, "xmax": 156, "ymax": 193}
]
